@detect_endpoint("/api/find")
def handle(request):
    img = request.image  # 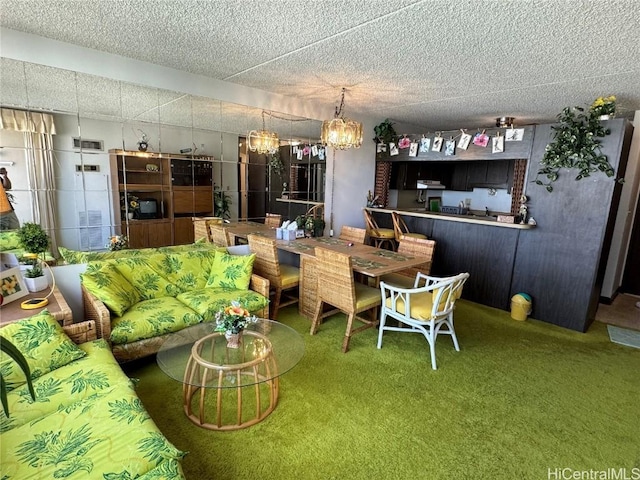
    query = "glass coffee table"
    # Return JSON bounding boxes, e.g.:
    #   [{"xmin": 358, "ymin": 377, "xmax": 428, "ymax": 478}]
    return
[{"xmin": 157, "ymin": 320, "xmax": 304, "ymax": 431}]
